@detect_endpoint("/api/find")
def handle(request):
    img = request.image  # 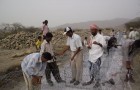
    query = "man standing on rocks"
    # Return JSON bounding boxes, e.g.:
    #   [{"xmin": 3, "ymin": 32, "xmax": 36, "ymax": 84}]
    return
[
  {"xmin": 121, "ymin": 34, "xmax": 135, "ymax": 83},
  {"xmin": 21, "ymin": 52, "xmax": 52, "ymax": 90},
  {"xmin": 60, "ymin": 27, "xmax": 83, "ymax": 85},
  {"xmin": 40, "ymin": 32, "xmax": 65, "ymax": 86},
  {"xmin": 129, "ymin": 27, "xmax": 139, "ymax": 40},
  {"xmin": 82, "ymin": 24, "xmax": 106, "ymax": 88}
]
